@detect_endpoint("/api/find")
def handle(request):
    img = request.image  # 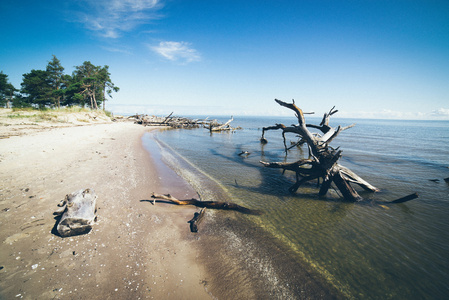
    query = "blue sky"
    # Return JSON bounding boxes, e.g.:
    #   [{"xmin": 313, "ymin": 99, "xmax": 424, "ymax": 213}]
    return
[{"xmin": 1, "ymin": 0, "xmax": 448, "ymax": 119}]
